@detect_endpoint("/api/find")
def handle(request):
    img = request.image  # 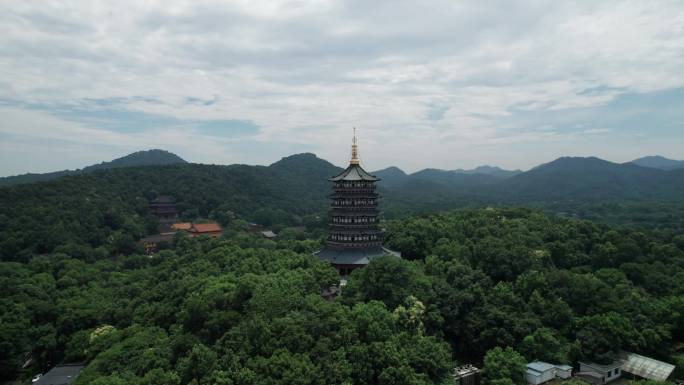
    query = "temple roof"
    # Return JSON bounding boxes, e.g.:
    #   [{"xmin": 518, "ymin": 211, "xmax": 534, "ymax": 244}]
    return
[
  {"xmin": 314, "ymin": 246, "xmax": 400, "ymax": 266},
  {"xmin": 330, "ymin": 164, "xmax": 380, "ymax": 182}
]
